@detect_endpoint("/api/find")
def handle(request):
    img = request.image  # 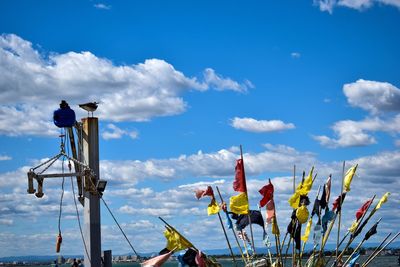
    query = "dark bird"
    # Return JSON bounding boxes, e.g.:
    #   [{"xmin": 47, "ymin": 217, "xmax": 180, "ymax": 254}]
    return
[{"xmin": 79, "ymin": 102, "xmax": 98, "ymax": 117}]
